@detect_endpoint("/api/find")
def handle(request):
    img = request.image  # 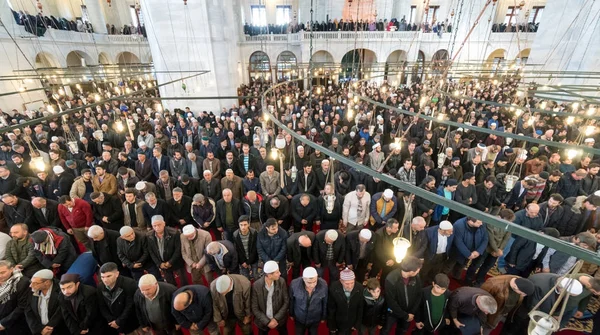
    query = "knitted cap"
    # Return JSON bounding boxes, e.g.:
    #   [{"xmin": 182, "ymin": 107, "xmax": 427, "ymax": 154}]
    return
[{"xmin": 340, "ymin": 268, "xmax": 355, "ymax": 281}]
